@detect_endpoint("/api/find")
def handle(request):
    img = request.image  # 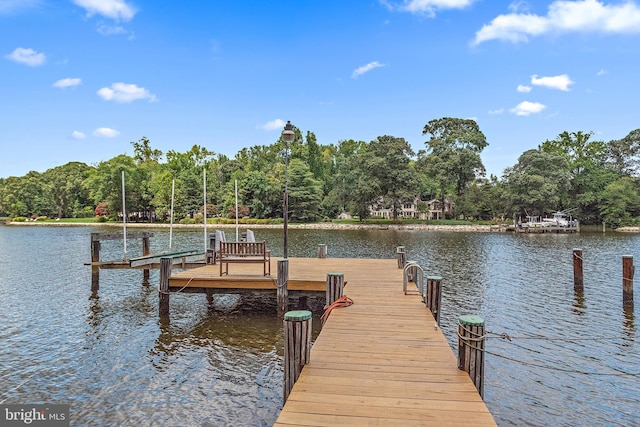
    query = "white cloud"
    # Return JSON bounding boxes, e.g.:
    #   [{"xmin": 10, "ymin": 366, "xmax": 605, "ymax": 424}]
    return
[
  {"xmin": 53, "ymin": 78, "xmax": 82, "ymax": 88},
  {"xmin": 72, "ymin": 0, "xmax": 136, "ymax": 21},
  {"xmin": 93, "ymin": 127, "xmax": 119, "ymax": 137},
  {"xmin": 488, "ymin": 108, "xmax": 504, "ymax": 115},
  {"xmin": 97, "ymin": 23, "xmax": 127, "ymax": 36},
  {"xmin": 508, "ymin": 1, "xmax": 531, "ymax": 13},
  {"xmin": 385, "ymin": 0, "xmax": 475, "ymax": 16},
  {"xmin": 517, "ymin": 84, "xmax": 532, "ymax": 93},
  {"xmin": 352, "ymin": 61, "xmax": 385, "ymax": 78},
  {"xmin": 531, "ymin": 74, "xmax": 574, "ymax": 91},
  {"xmin": 596, "ymin": 69, "xmax": 608, "ymax": 76},
  {"xmin": 473, "ymin": 0, "xmax": 640, "ymax": 45},
  {"xmin": 97, "ymin": 82, "xmax": 157, "ymax": 103},
  {"xmin": 71, "ymin": 130, "xmax": 86, "ymax": 139},
  {"xmin": 510, "ymin": 101, "xmax": 546, "ymax": 116},
  {"xmin": 259, "ymin": 119, "xmax": 285, "ymax": 131},
  {"xmin": 5, "ymin": 47, "xmax": 45, "ymax": 66}
]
